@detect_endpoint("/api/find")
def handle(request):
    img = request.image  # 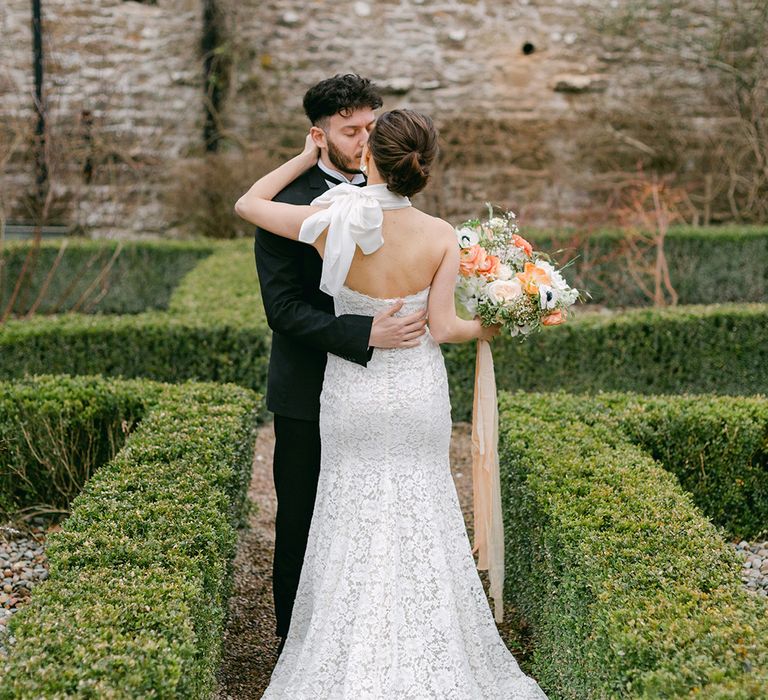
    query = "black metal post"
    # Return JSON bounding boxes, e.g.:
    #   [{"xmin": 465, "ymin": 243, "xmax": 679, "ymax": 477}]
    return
[
  {"xmin": 201, "ymin": 0, "xmax": 228, "ymax": 153},
  {"xmin": 31, "ymin": 0, "xmax": 48, "ymax": 210}
]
